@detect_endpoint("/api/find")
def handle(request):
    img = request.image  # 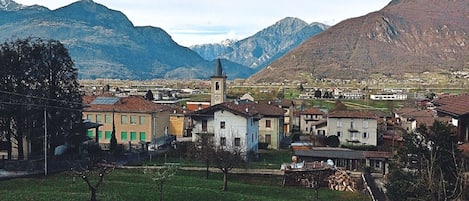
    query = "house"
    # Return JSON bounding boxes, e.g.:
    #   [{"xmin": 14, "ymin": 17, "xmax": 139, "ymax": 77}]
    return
[
  {"xmin": 433, "ymin": 94, "xmax": 469, "ymax": 142},
  {"xmin": 327, "ymin": 111, "xmax": 378, "ymax": 146},
  {"xmin": 299, "ymin": 107, "xmax": 325, "ymax": 135},
  {"xmin": 394, "ymin": 108, "xmax": 436, "ymax": 133},
  {"xmin": 167, "ymin": 105, "xmax": 192, "ymax": 141},
  {"xmin": 82, "ymin": 95, "xmax": 170, "ymax": 149},
  {"xmin": 256, "ymin": 103, "xmax": 286, "ymax": 150},
  {"xmin": 258, "ymin": 99, "xmax": 295, "ymax": 135},
  {"xmin": 188, "ymin": 102, "xmax": 261, "ymax": 158}
]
